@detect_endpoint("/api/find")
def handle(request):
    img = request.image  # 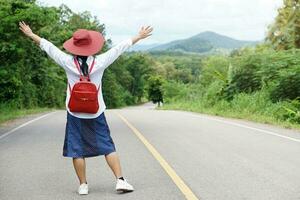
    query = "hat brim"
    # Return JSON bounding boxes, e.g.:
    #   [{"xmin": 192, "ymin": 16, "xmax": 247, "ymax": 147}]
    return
[{"xmin": 63, "ymin": 31, "xmax": 105, "ymax": 56}]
